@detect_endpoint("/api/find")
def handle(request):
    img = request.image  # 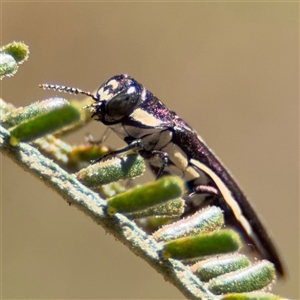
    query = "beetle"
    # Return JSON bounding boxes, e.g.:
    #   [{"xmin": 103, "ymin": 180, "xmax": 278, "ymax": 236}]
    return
[{"xmin": 40, "ymin": 74, "xmax": 285, "ymax": 276}]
